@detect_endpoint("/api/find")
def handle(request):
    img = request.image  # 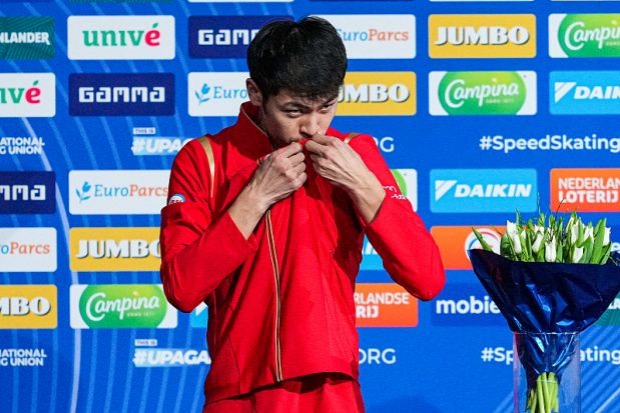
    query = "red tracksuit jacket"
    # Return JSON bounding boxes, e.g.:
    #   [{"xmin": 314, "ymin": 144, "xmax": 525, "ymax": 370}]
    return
[{"xmin": 159, "ymin": 102, "xmax": 445, "ymax": 403}]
